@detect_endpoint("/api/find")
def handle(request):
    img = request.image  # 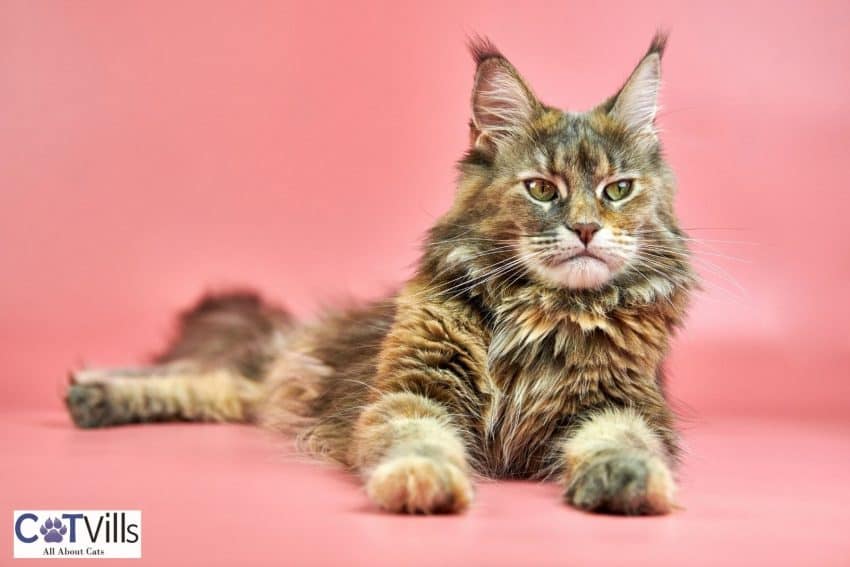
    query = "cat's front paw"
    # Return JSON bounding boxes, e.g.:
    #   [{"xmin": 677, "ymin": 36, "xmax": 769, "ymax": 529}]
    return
[
  {"xmin": 366, "ymin": 455, "xmax": 473, "ymax": 514},
  {"xmin": 565, "ymin": 449, "xmax": 675, "ymax": 515}
]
